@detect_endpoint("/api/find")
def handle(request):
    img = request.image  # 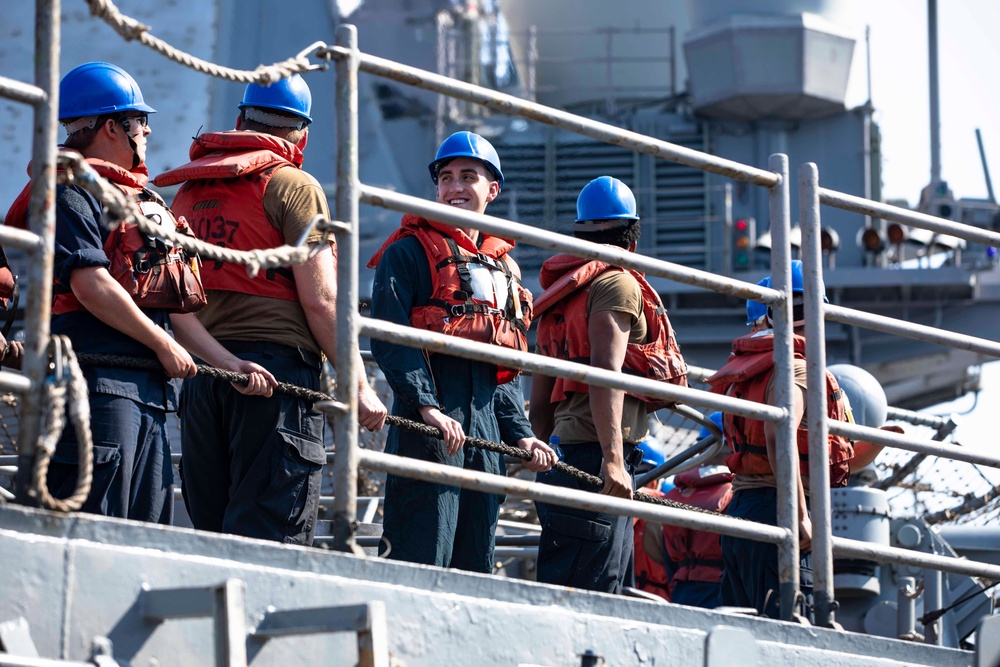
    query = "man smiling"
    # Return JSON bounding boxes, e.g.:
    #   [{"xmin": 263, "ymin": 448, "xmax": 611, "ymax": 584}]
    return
[{"xmin": 367, "ymin": 131, "xmax": 556, "ymax": 572}]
